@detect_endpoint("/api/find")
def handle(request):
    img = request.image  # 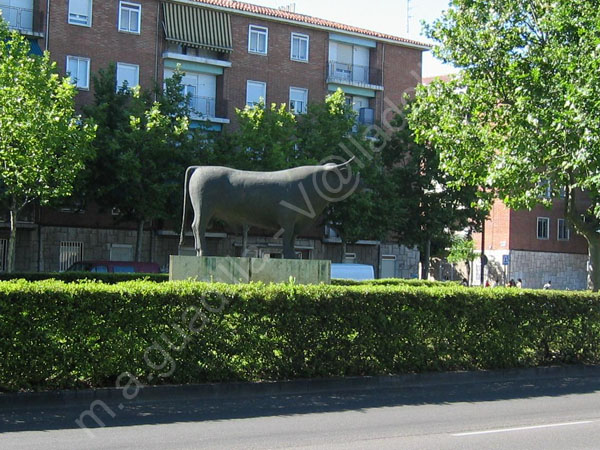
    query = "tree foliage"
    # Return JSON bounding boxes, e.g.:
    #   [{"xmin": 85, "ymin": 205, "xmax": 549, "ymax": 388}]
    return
[
  {"xmin": 0, "ymin": 20, "xmax": 95, "ymax": 271},
  {"xmin": 447, "ymin": 236, "xmax": 476, "ymax": 265},
  {"xmin": 223, "ymin": 90, "xmax": 390, "ymax": 249},
  {"xmin": 232, "ymin": 101, "xmax": 297, "ymax": 171},
  {"xmin": 447, "ymin": 235, "xmax": 476, "ymax": 284},
  {"xmin": 409, "ymin": 0, "xmax": 600, "ymax": 289},
  {"xmin": 83, "ymin": 65, "xmax": 207, "ymax": 260},
  {"xmin": 381, "ymin": 108, "xmax": 486, "ymax": 277}
]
